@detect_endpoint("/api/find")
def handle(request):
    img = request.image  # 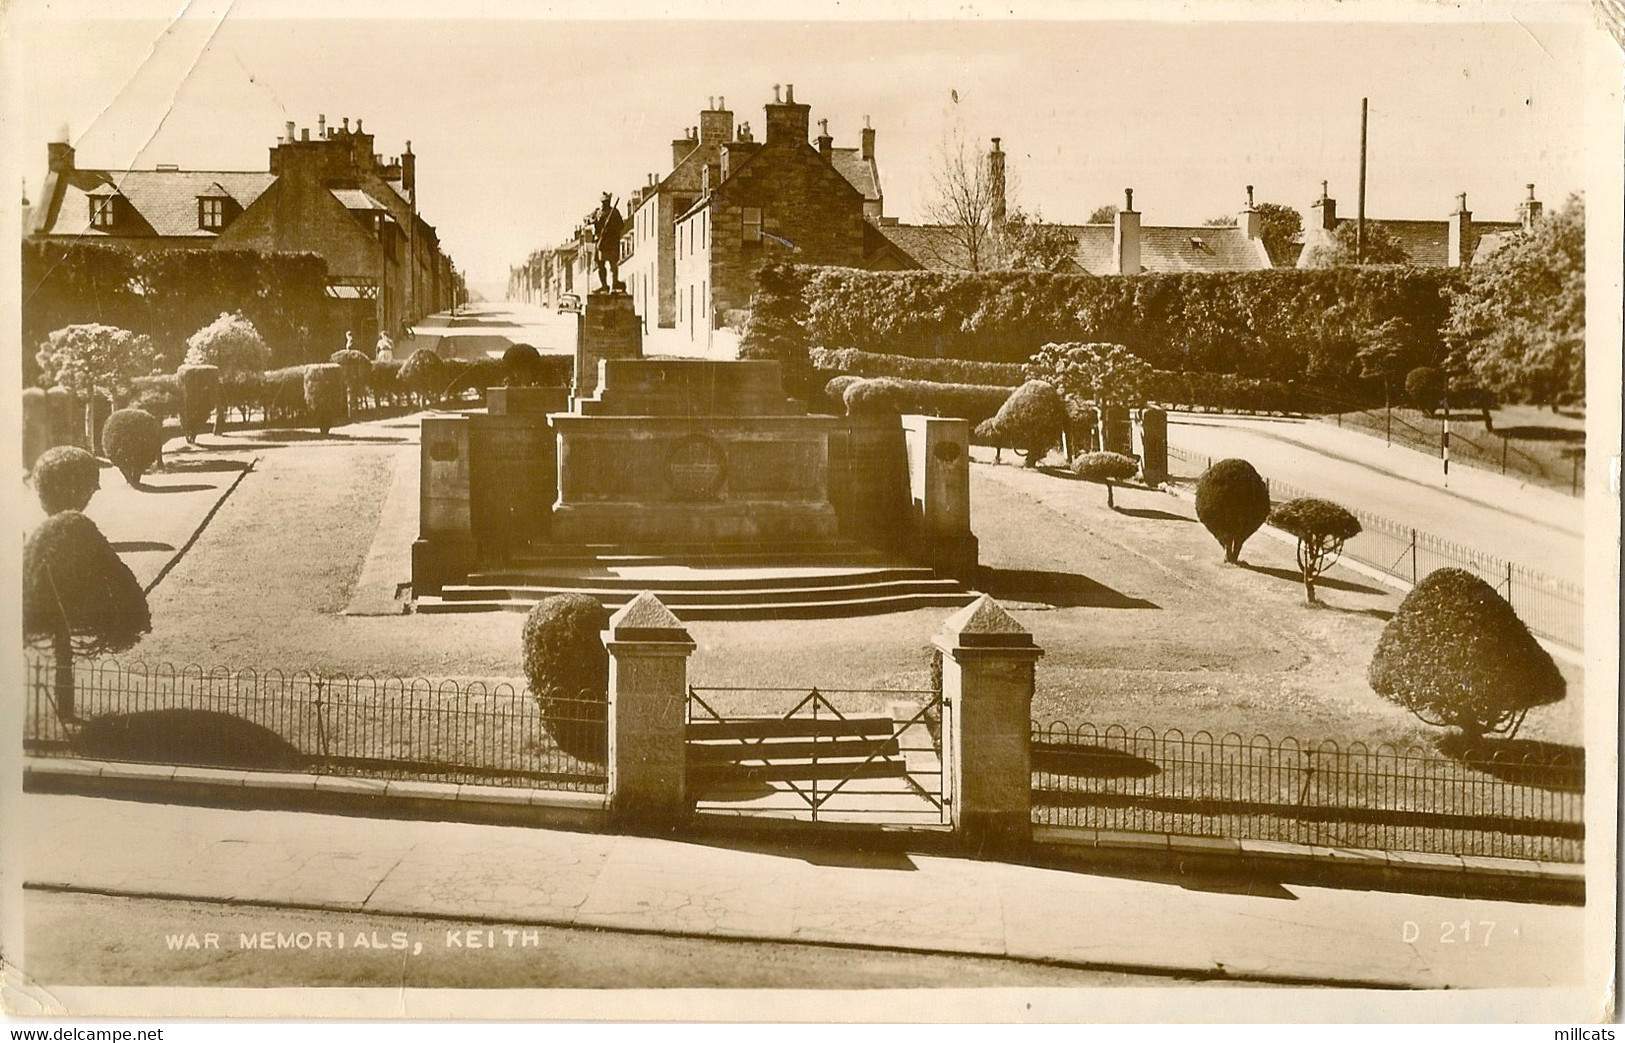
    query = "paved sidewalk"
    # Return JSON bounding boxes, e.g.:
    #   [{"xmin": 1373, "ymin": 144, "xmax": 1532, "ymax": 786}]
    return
[
  {"xmin": 1164, "ymin": 413, "xmax": 1589, "ymax": 583},
  {"xmin": 18, "ymin": 794, "xmax": 1590, "ymax": 991}
]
